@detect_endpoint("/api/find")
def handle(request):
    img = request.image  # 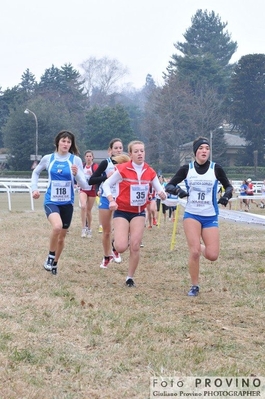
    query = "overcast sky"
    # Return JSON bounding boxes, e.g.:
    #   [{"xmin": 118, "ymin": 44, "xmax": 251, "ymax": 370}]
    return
[{"xmin": 1, "ymin": 0, "xmax": 264, "ymax": 90}]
